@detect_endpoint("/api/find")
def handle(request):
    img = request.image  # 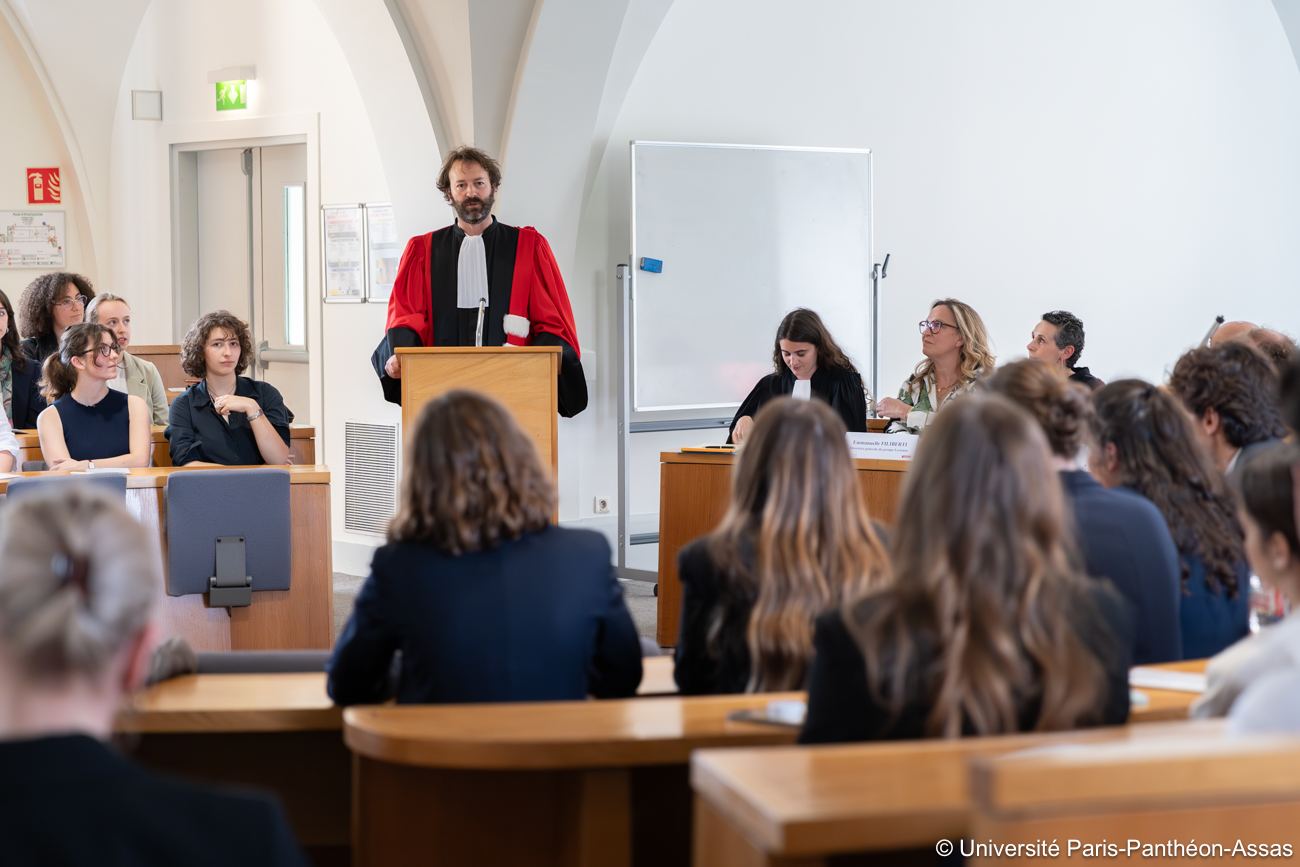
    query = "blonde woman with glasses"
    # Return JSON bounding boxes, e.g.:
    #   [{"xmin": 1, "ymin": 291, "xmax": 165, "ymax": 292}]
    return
[{"xmin": 877, "ymin": 298, "xmax": 995, "ymax": 432}]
